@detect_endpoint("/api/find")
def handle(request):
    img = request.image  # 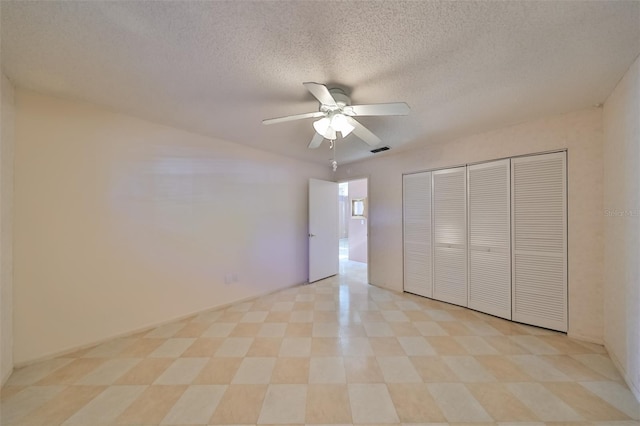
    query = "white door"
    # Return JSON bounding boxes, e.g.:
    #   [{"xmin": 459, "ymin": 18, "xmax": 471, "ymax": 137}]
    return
[
  {"xmin": 433, "ymin": 167, "xmax": 468, "ymax": 307},
  {"xmin": 512, "ymin": 152, "xmax": 567, "ymax": 332},
  {"xmin": 403, "ymin": 172, "xmax": 433, "ymax": 297},
  {"xmin": 468, "ymin": 159, "xmax": 512, "ymax": 319},
  {"xmin": 309, "ymin": 178, "xmax": 339, "ymax": 283}
]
